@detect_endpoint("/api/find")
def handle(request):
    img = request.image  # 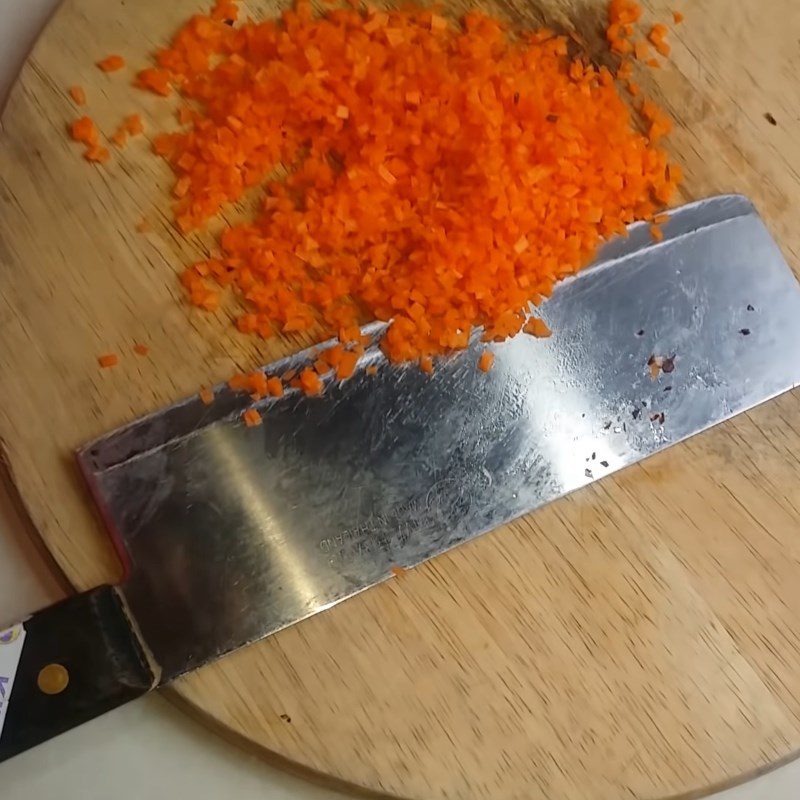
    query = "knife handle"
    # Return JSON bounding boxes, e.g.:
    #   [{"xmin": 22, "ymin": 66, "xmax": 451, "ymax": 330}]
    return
[{"xmin": 0, "ymin": 585, "xmax": 155, "ymax": 762}]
